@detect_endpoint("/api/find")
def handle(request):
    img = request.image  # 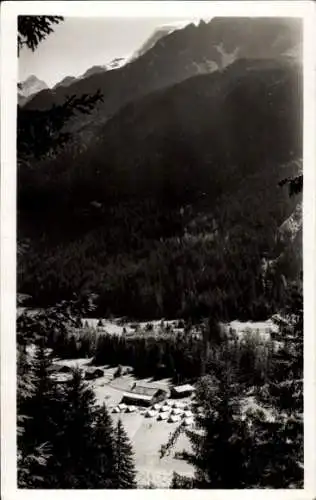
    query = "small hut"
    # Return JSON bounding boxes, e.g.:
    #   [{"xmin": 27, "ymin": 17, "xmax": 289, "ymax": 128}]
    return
[{"xmin": 171, "ymin": 384, "xmax": 195, "ymax": 399}]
